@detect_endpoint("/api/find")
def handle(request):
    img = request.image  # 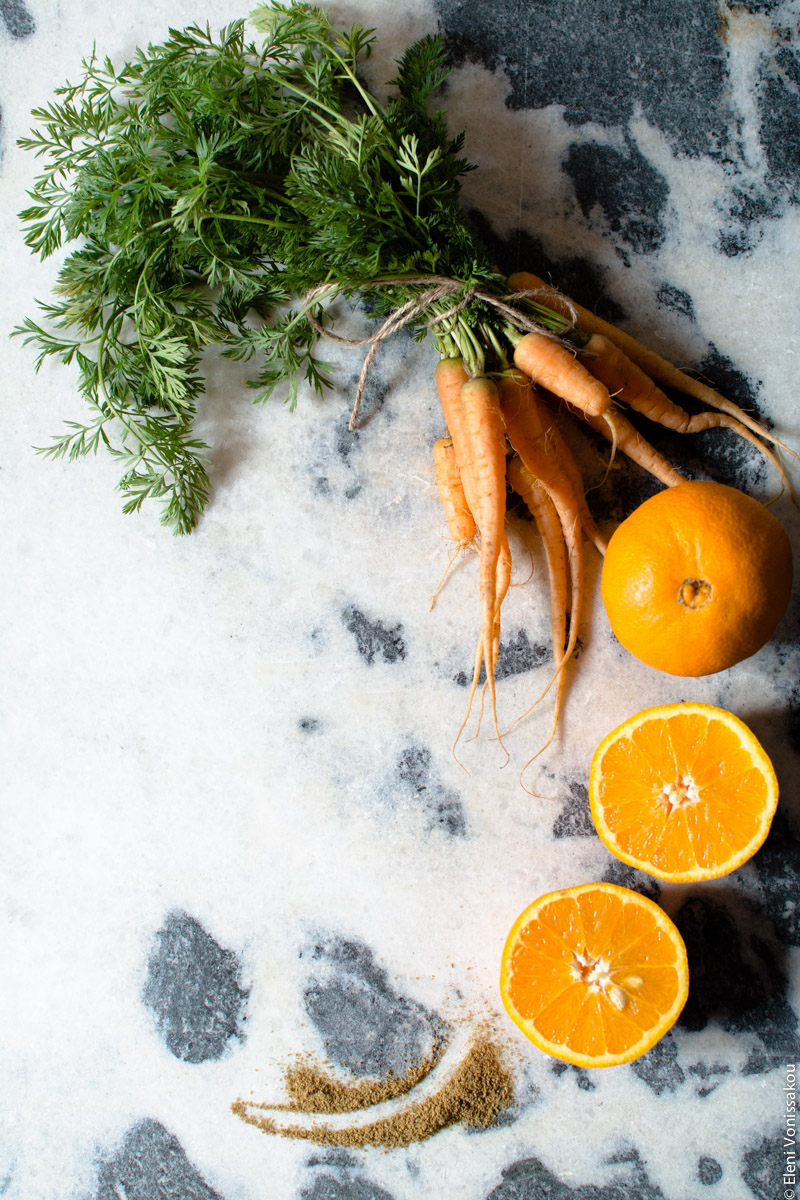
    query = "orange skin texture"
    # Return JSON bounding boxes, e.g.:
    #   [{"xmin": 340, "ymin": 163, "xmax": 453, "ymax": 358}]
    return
[{"xmin": 601, "ymin": 480, "xmax": 793, "ymax": 676}]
